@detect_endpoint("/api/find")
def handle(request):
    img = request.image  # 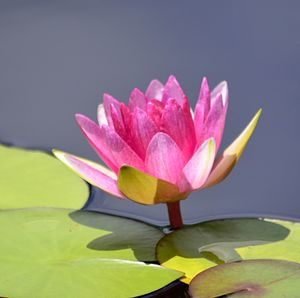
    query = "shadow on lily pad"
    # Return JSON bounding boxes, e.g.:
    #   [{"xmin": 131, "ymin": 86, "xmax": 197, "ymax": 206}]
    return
[
  {"xmin": 69, "ymin": 210, "xmax": 164, "ymax": 262},
  {"xmin": 202, "ymin": 219, "xmax": 290, "ymax": 263},
  {"xmin": 161, "ymin": 219, "xmax": 290, "ymax": 264}
]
